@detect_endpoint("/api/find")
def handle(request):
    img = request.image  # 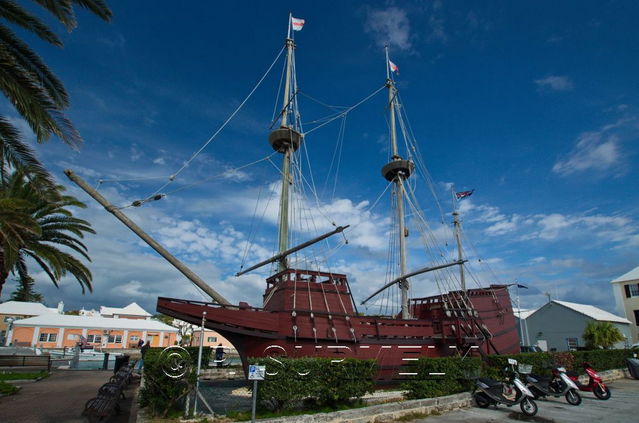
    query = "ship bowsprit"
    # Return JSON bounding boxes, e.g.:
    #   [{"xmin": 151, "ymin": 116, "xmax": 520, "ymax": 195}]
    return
[{"xmin": 157, "ymin": 268, "xmax": 520, "ymax": 382}]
